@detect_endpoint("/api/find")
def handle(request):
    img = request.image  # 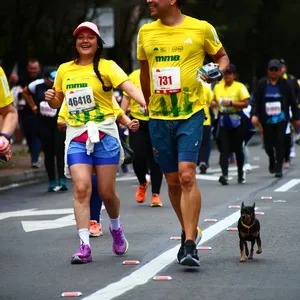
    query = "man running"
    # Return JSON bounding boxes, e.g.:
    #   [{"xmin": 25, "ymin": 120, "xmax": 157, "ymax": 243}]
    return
[
  {"xmin": 0, "ymin": 66, "xmax": 18, "ymax": 162},
  {"xmin": 137, "ymin": 0, "xmax": 229, "ymax": 266}
]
